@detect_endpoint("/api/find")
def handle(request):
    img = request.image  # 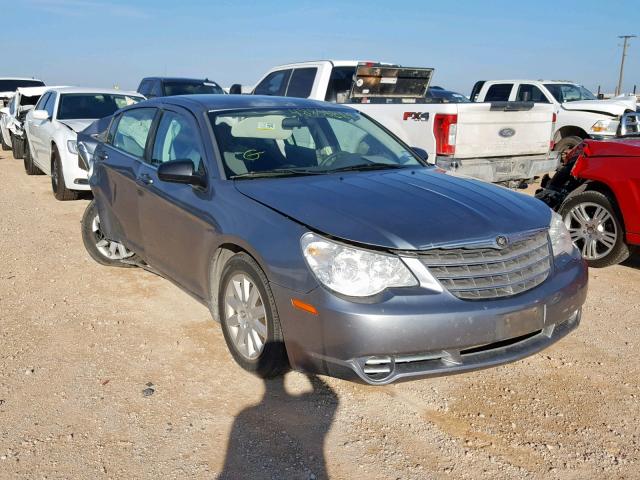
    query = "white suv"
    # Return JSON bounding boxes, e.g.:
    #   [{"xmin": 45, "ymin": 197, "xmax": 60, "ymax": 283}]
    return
[{"xmin": 24, "ymin": 87, "xmax": 144, "ymax": 200}]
